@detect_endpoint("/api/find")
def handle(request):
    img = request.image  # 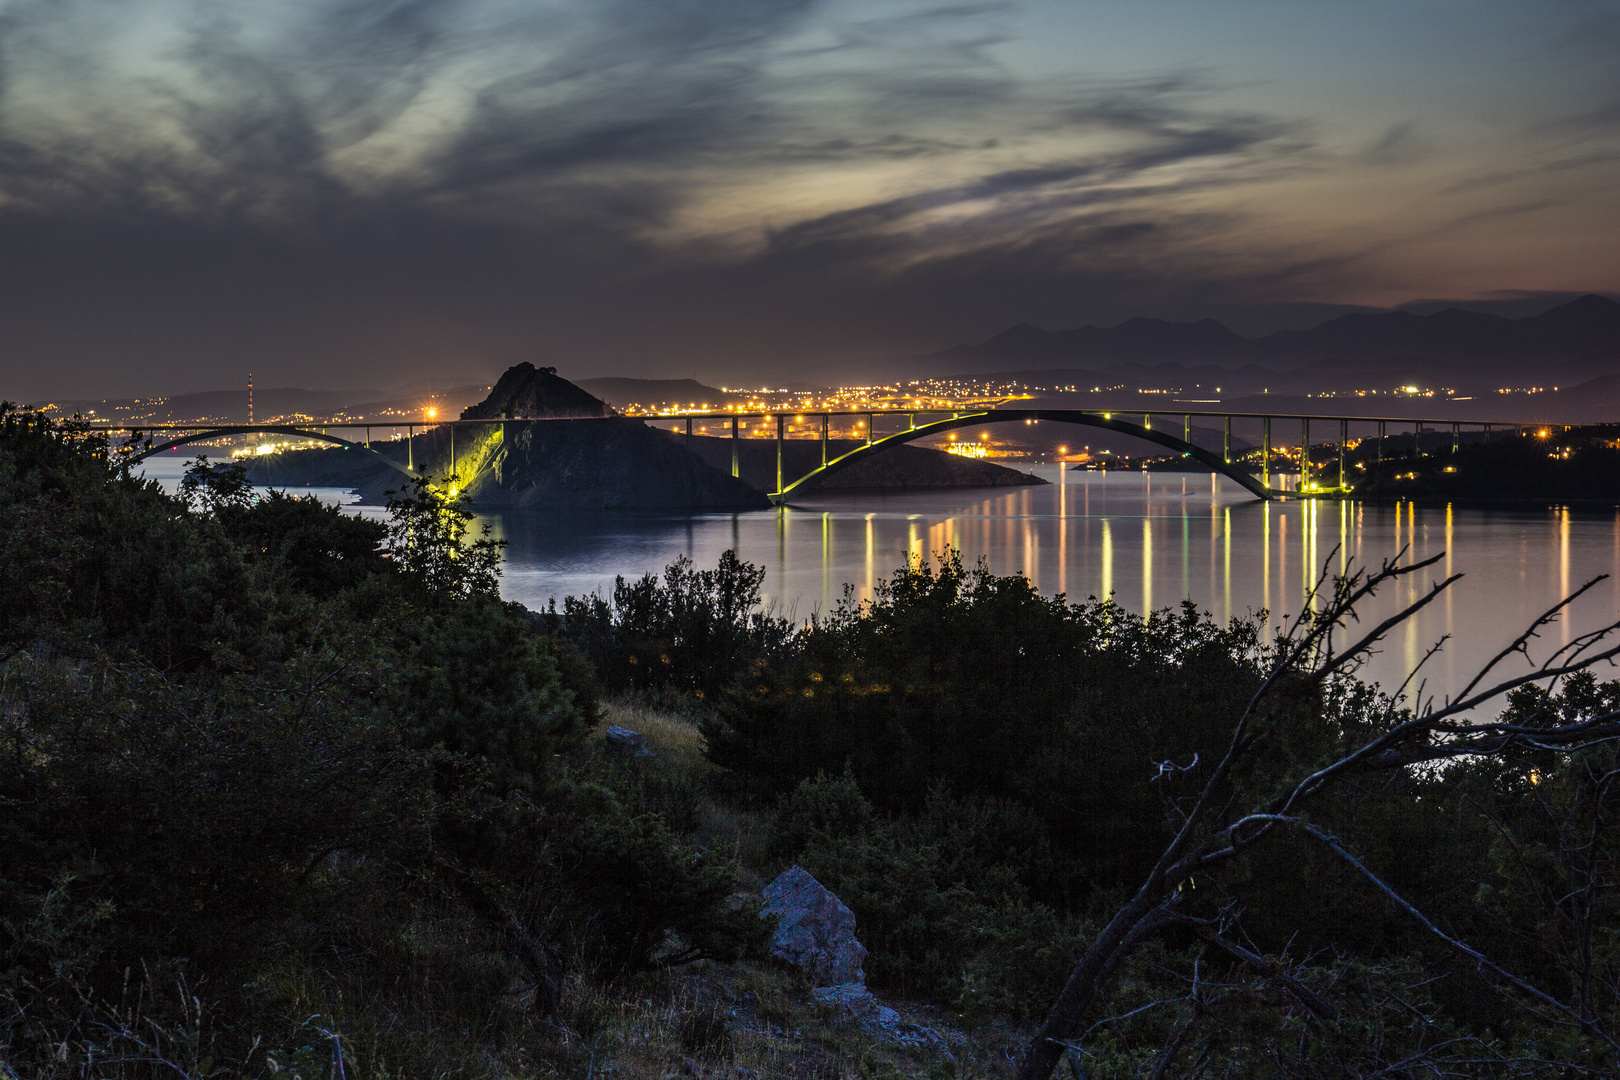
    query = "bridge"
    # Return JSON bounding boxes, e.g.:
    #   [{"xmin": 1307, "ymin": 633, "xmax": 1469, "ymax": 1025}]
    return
[
  {"xmin": 619, "ymin": 407, "xmax": 1538, "ymax": 504},
  {"xmin": 106, "ymin": 408, "xmax": 1540, "ymax": 504}
]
